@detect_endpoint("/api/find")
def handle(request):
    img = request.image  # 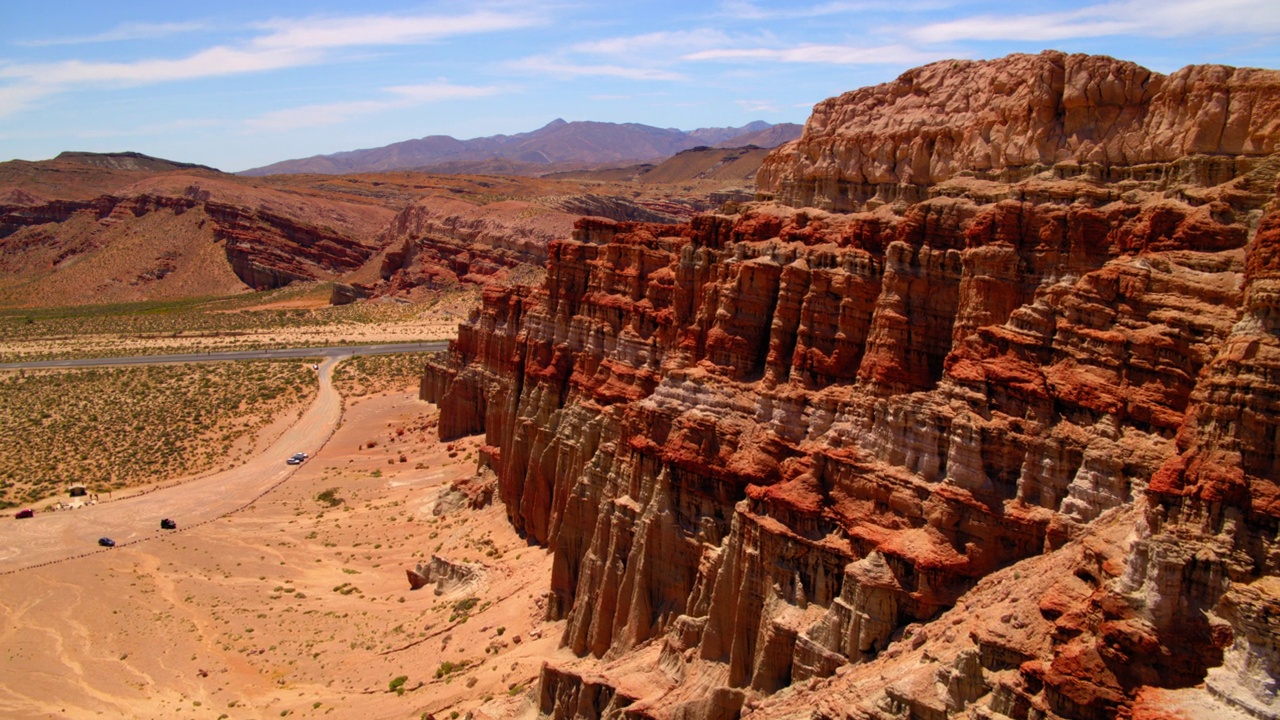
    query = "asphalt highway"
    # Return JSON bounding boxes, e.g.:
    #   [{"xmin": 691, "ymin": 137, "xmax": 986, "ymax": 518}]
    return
[{"xmin": 0, "ymin": 341, "xmax": 451, "ymax": 370}]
